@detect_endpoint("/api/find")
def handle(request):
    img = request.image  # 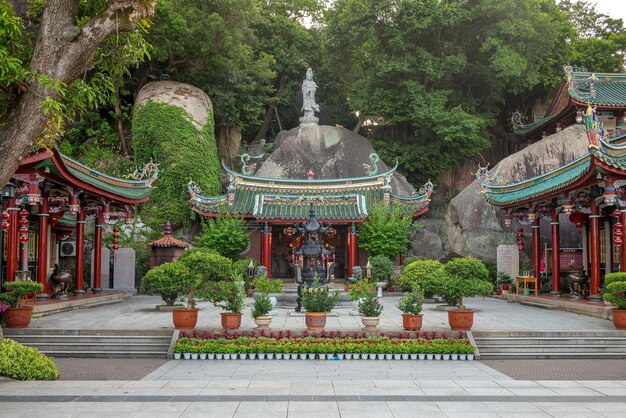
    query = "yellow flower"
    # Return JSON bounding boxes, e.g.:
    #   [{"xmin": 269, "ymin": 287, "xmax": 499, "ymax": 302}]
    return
[{"xmin": 308, "ymin": 288, "xmax": 313, "ymax": 293}]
